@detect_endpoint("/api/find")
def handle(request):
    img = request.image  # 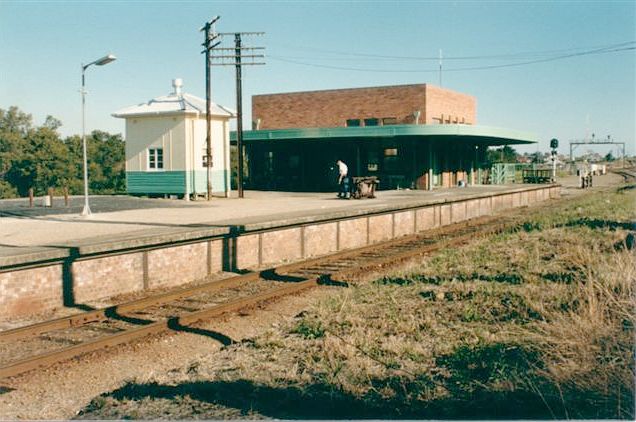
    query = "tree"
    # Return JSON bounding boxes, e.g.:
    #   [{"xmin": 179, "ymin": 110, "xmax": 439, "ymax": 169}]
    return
[
  {"xmin": 0, "ymin": 106, "xmax": 33, "ymax": 135},
  {"xmin": 0, "ymin": 106, "xmax": 126, "ymax": 198},
  {"xmin": 530, "ymin": 152, "xmax": 543, "ymax": 164},
  {"xmin": 486, "ymin": 145, "xmax": 518, "ymax": 165},
  {"xmin": 86, "ymin": 130, "xmax": 126, "ymax": 193},
  {"xmin": 0, "ymin": 107, "xmax": 32, "ymax": 197},
  {"xmin": 604, "ymin": 152, "xmax": 615, "ymax": 162},
  {"xmin": 0, "ymin": 180, "xmax": 17, "ymax": 198},
  {"xmin": 6, "ymin": 119, "xmax": 75, "ymax": 196}
]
